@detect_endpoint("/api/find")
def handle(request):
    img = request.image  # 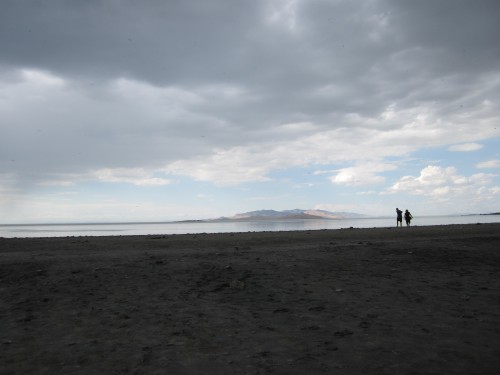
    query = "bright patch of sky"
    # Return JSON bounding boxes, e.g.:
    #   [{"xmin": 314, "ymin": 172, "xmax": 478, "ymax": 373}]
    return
[{"xmin": 1, "ymin": 0, "xmax": 500, "ymax": 223}]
